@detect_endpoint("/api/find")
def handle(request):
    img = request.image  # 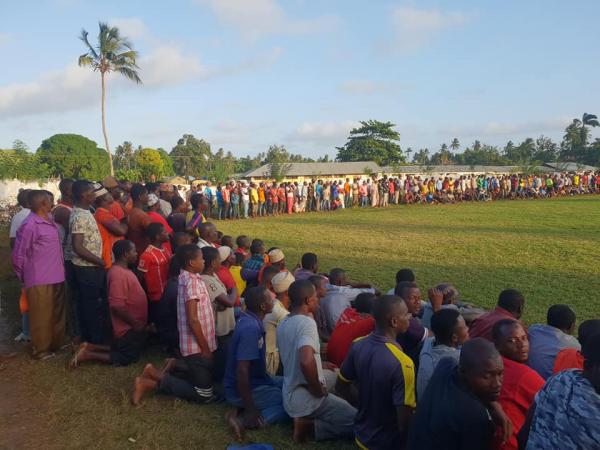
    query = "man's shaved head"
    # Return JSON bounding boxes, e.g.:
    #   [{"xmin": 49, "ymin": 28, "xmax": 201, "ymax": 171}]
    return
[
  {"xmin": 289, "ymin": 280, "xmax": 317, "ymax": 308},
  {"xmin": 459, "ymin": 338, "xmax": 503, "ymax": 403}
]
